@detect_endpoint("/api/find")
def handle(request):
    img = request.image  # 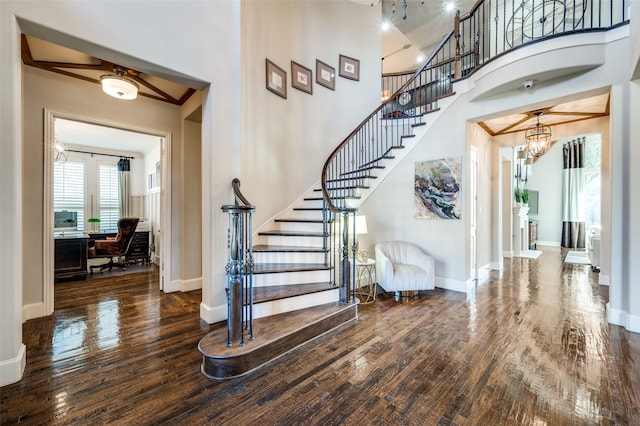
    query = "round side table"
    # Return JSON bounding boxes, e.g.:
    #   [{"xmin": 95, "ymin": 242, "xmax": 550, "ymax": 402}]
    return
[{"xmin": 355, "ymin": 258, "xmax": 376, "ymax": 304}]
